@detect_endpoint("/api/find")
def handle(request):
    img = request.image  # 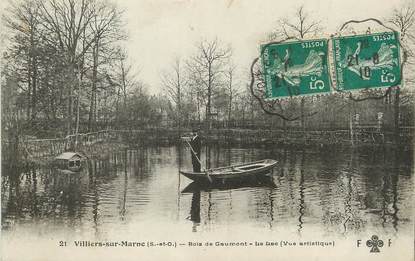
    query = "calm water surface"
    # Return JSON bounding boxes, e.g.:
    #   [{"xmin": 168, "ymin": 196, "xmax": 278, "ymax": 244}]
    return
[{"xmin": 1, "ymin": 144, "xmax": 413, "ymax": 240}]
